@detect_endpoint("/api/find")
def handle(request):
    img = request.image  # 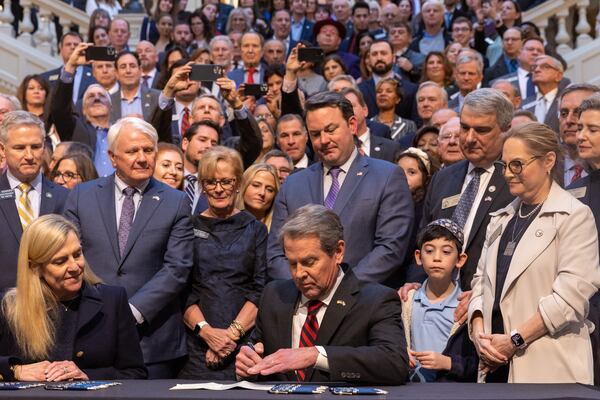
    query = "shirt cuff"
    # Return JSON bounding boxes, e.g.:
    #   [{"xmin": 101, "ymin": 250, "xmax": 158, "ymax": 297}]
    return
[
  {"xmin": 158, "ymin": 92, "xmax": 174, "ymax": 110},
  {"xmin": 60, "ymin": 70, "xmax": 74, "ymax": 84},
  {"xmin": 233, "ymin": 106, "xmax": 248, "ymax": 120},
  {"xmin": 314, "ymin": 345, "xmax": 329, "ymax": 371},
  {"xmin": 282, "ymin": 78, "xmax": 297, "ymax": 94},
  {"xmin": 129, "ymin": 303, "xmax": 145, "ymax": 324}
]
